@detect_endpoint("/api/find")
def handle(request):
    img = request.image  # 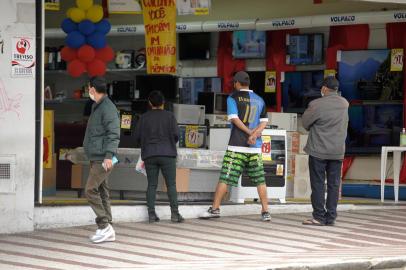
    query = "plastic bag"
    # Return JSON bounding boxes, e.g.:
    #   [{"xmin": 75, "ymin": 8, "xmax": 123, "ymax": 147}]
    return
[{"xmin": 135, "ymin": 156, "xmax": 147, "ymax": 176}]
